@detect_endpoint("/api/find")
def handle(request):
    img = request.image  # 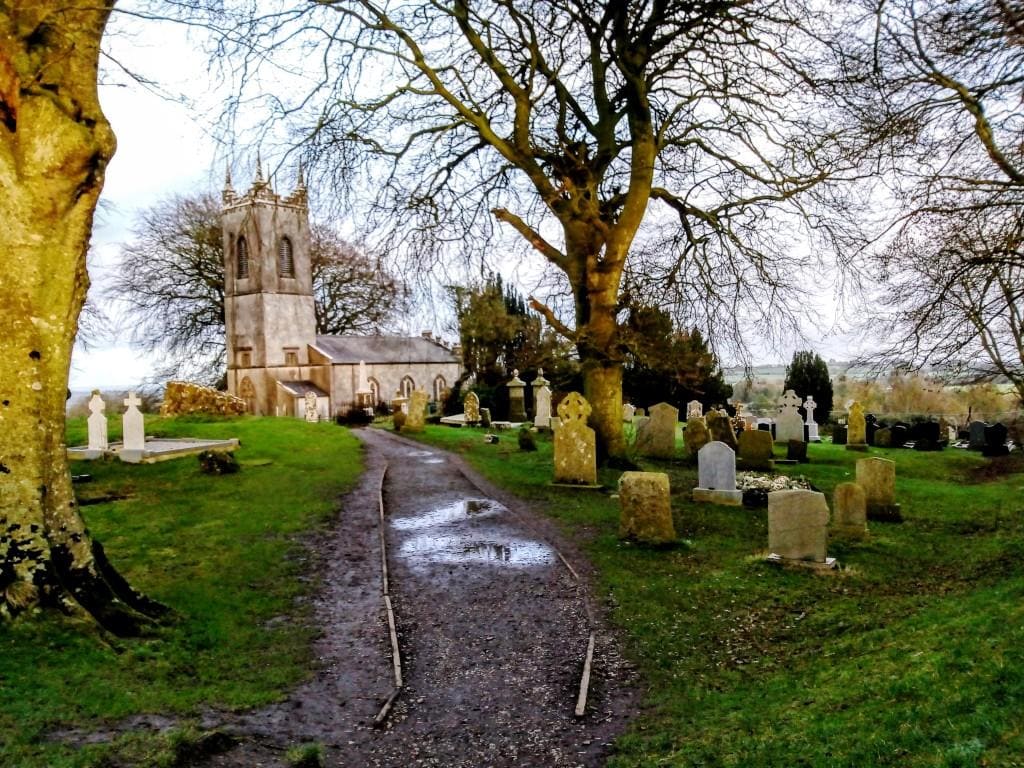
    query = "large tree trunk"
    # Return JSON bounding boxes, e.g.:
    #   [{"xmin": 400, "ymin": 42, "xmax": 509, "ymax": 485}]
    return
[{"xmin": 0, "ymin": 3, "xmax": 164, "ymax": 633}]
